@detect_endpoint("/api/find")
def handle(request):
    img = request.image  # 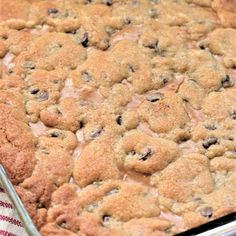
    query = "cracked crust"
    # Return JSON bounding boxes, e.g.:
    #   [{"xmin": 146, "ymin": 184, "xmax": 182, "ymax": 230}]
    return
[{"xmin": 0, "ymin": 0, "xmax": 235, "ymax": 235}]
